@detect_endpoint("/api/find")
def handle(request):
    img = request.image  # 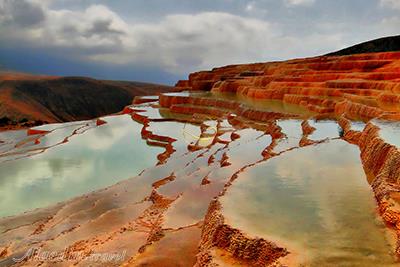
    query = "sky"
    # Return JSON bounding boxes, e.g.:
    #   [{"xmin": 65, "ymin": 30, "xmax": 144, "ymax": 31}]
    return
[{"xmin": 0, "ymin": 0, "xmax": 399, "ymax": 85}]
